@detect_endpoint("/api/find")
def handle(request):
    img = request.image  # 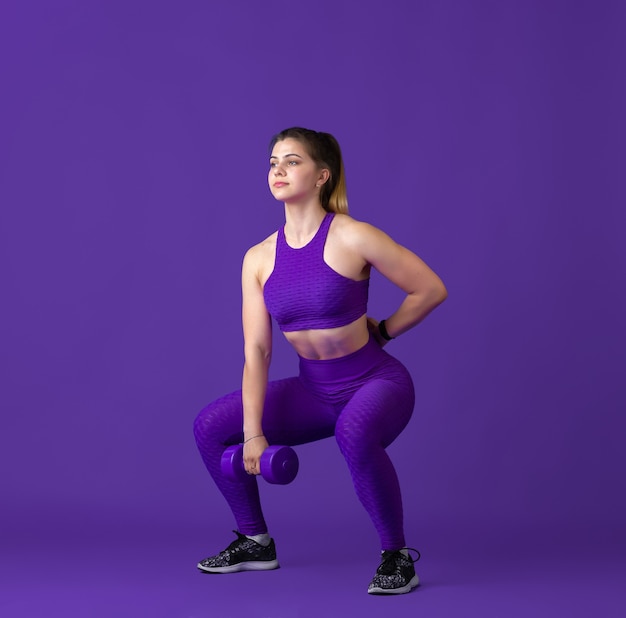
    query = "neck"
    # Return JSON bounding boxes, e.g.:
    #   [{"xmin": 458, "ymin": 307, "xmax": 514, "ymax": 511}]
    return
[{"xmin": 283, "ymin": 202, "xmax": 327, "ymax": 245}]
